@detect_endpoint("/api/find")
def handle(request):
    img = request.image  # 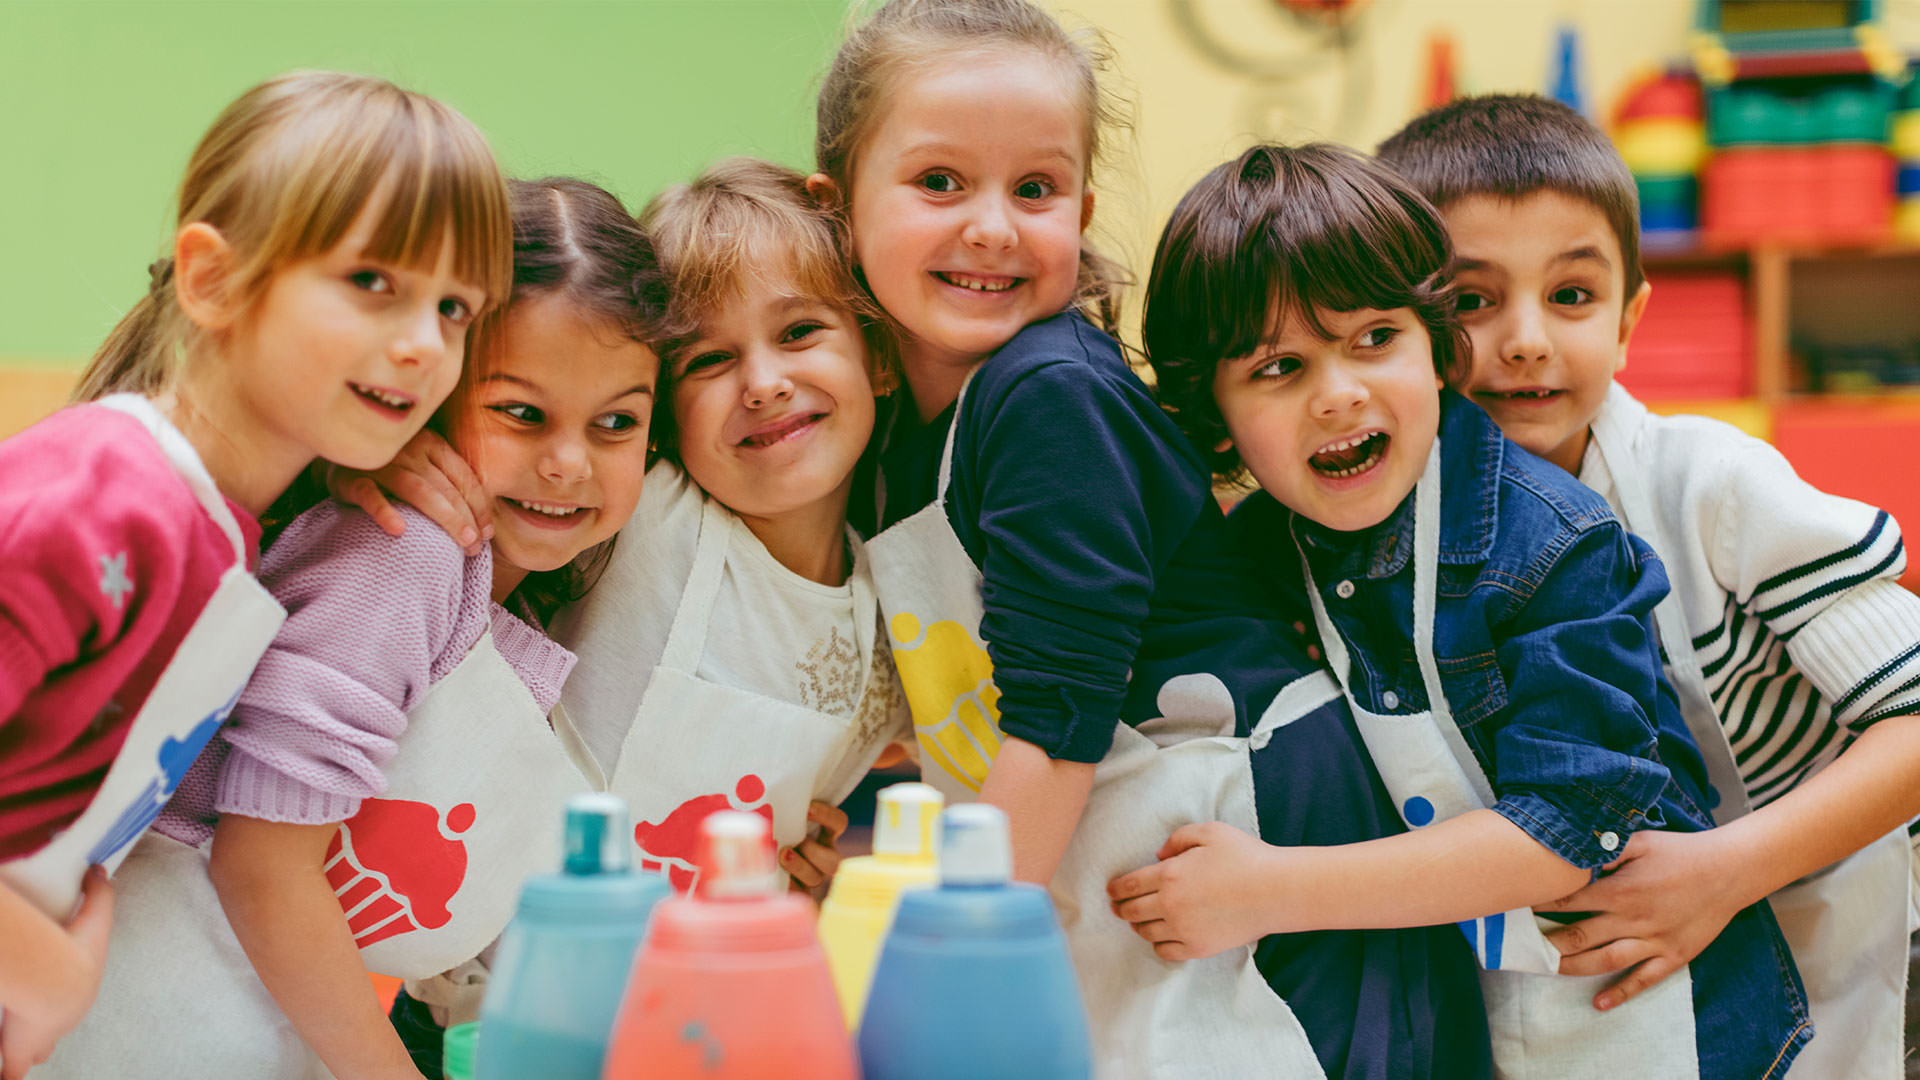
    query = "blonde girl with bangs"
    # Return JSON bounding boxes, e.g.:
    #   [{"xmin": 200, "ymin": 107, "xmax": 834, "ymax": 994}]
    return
[
  {"xmin": 3, "ymin": 70, "xmax": 512, "ymax": 1080},
  {"xmin": 0, "ymin": 70, "xmax": 507, "ymax": 1079},
  {"xmin": 338, "ymin": 161, "xmax": 910, "ymax": 1007}
]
